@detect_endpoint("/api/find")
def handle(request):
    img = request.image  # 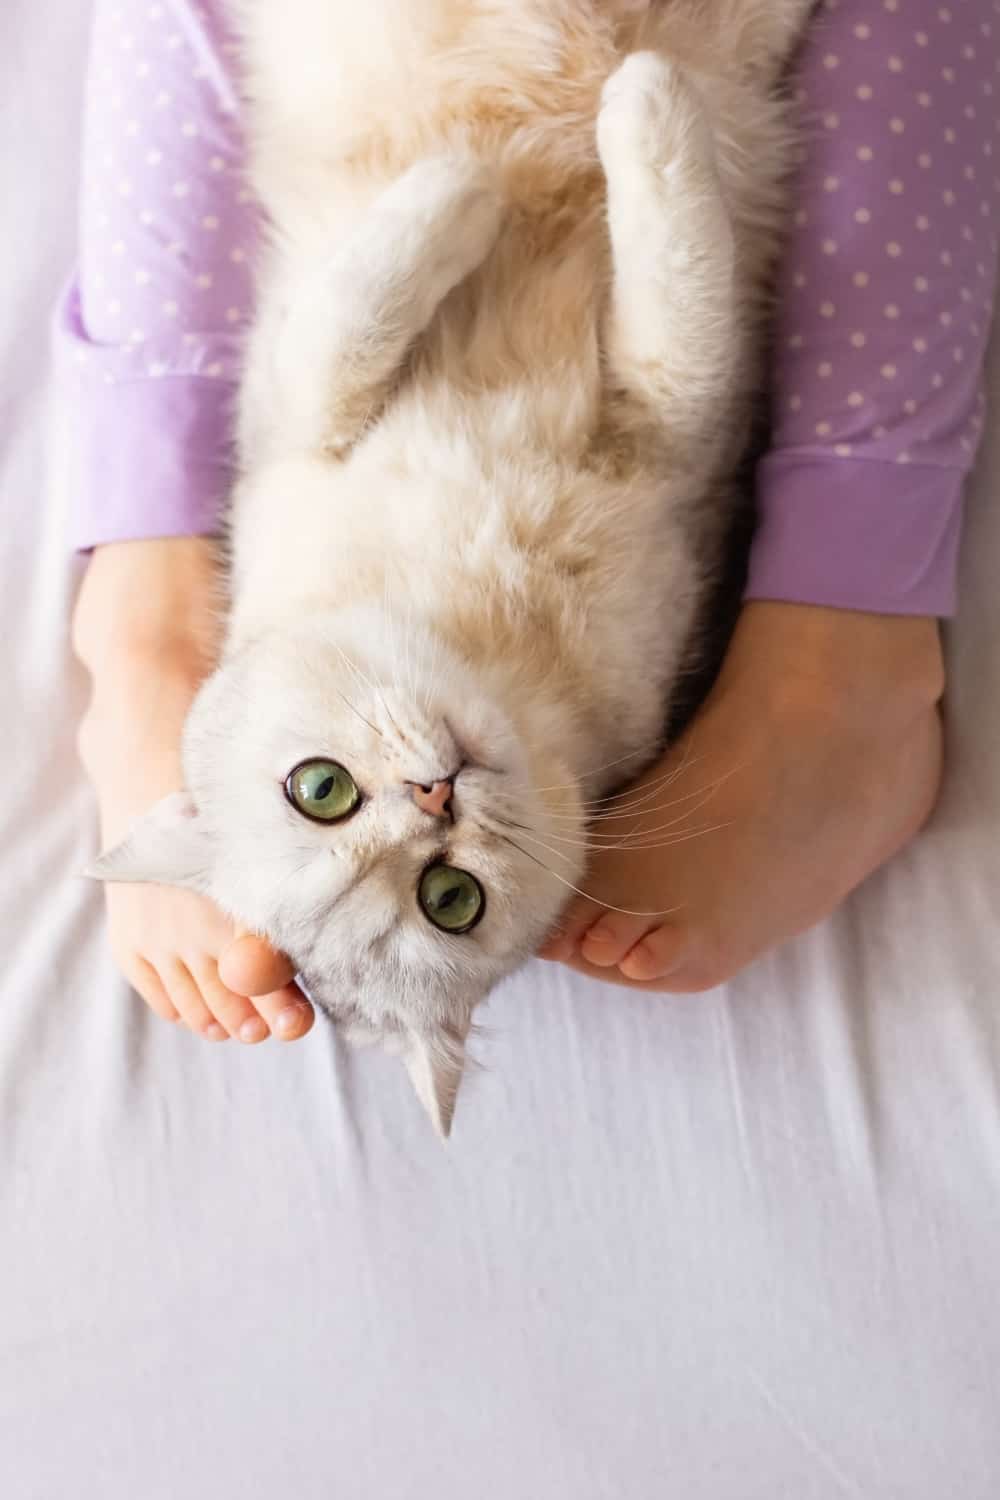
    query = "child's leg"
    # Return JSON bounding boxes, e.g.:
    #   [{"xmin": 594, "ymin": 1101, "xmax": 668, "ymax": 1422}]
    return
[
  {"xmin": 540, "ymin": 601, "xmax": 944, "ymax": 988},
  {"xmin": 539, "ymin": 0, "xmax": 1000, "ymax": 987}
]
